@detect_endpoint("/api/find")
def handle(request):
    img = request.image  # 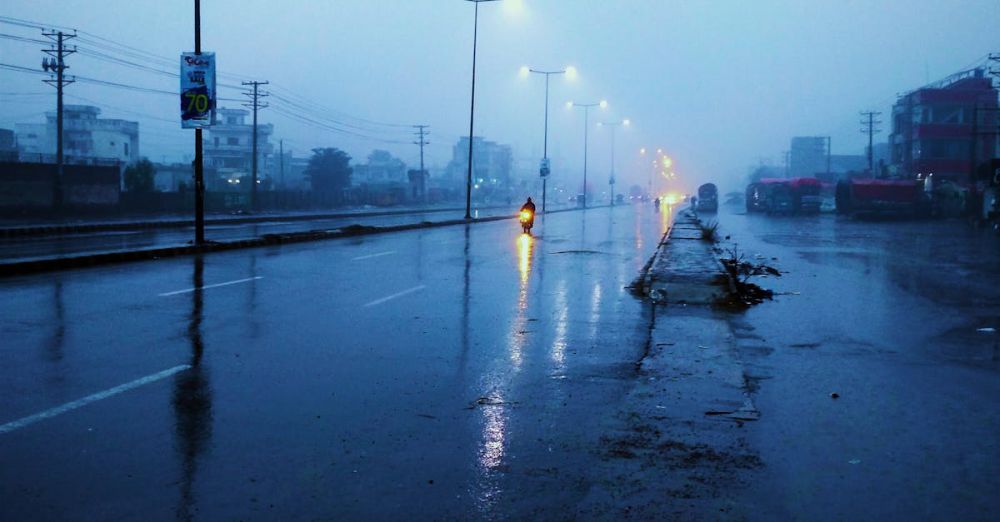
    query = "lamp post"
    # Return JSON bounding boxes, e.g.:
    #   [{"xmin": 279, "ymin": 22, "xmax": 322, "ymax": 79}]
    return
[
  {"xmin": 568, "ymin": 100, "xmax": 607, "ymax": 208},
  {"xmin": 463, "ymin": 0, "xmax": 500, "ymax": 220},
  {"xmin": 597, "ymin": 118, "xmax": 630, "ymax": 205},
  {"xmin": 522, "ymin": 66, "xmax": 576, "ymax": 213}
]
